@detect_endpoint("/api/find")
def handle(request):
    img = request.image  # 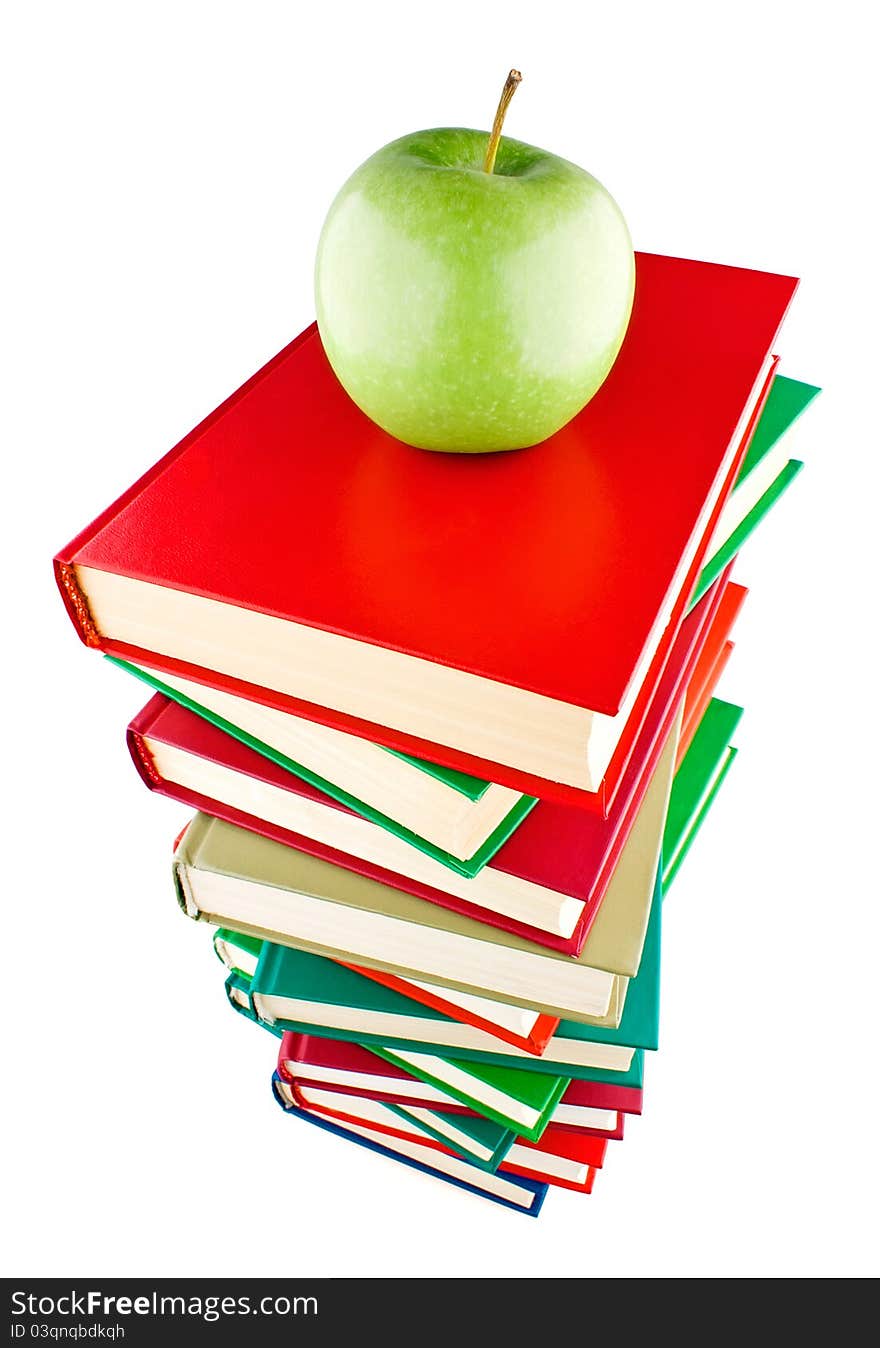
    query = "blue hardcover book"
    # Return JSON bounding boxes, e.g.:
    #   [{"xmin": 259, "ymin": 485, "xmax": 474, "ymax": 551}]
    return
[{"xmin": 271, "ymin": 1073, "xmax": 548, "ymax": 1216}]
